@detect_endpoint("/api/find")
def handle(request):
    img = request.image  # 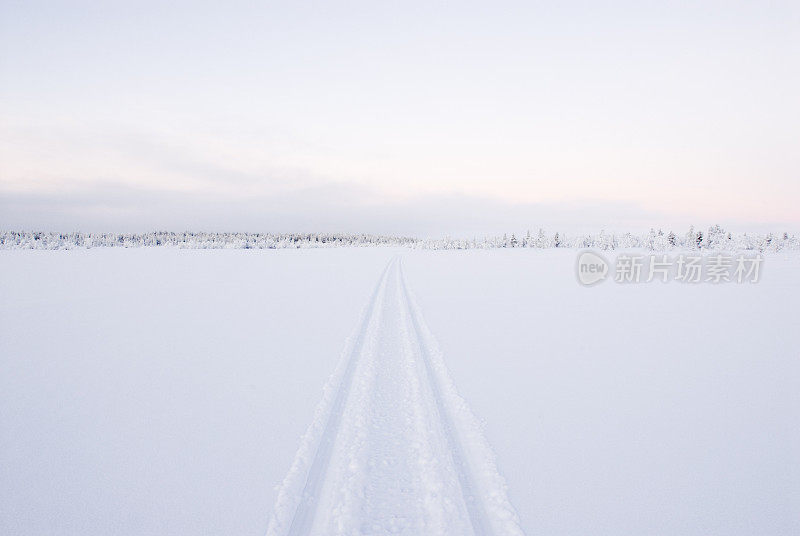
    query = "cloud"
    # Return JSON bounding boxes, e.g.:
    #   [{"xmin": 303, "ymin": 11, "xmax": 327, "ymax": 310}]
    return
[
  {"xmin": 2, "ymin": 123, "xmax": 798, "ymax": 237},
  {"xmin": 4, "ymin": 180, "xmax": 794, "ymax": 237}
]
